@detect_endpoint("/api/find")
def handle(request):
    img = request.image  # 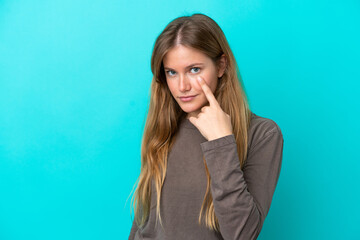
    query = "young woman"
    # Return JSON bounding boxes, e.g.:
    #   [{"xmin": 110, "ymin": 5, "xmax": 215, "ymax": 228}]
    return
[{"xmin": 128, "ymin": 13, "xmax": 284, "ymax": 240}]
